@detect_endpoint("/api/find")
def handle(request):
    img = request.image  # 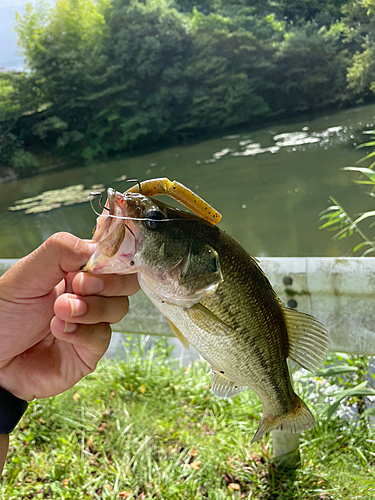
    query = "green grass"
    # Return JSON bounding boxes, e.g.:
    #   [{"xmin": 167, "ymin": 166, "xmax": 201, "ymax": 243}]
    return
[{"xmin": 1, "ymin": 338, "xmax": 375, "ymax": 500}]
